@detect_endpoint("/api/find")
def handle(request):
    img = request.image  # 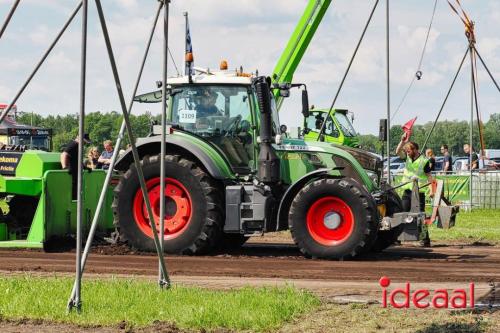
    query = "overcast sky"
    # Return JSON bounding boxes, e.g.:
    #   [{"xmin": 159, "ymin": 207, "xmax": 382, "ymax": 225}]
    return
[{"xmin": 0, "ymin": 0, "xmax": 499, "ymax": 135}]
